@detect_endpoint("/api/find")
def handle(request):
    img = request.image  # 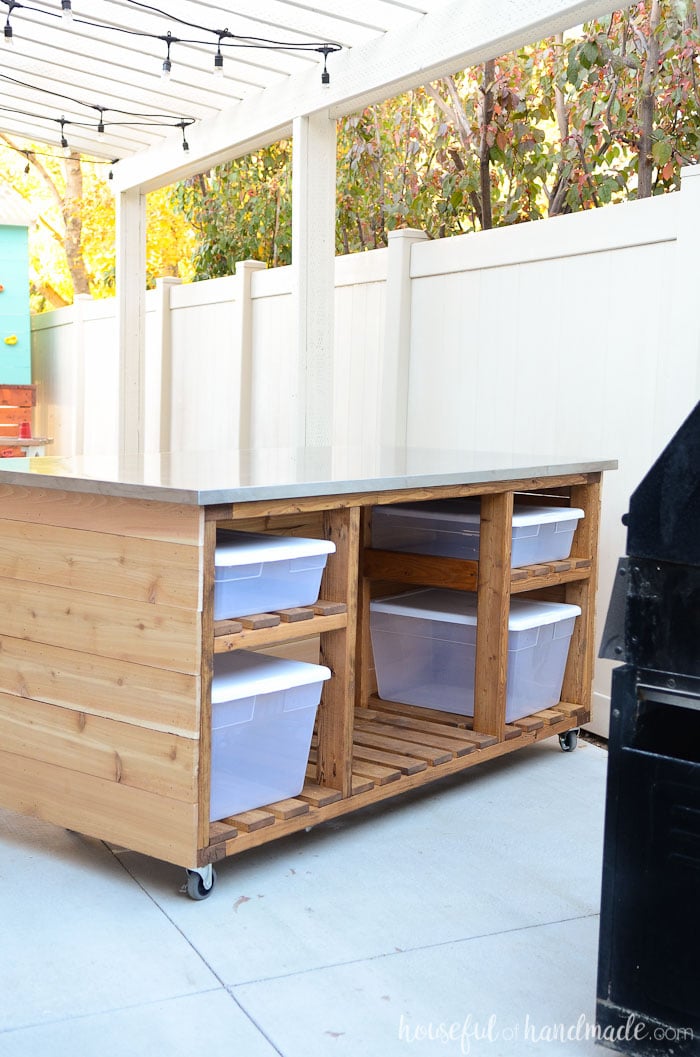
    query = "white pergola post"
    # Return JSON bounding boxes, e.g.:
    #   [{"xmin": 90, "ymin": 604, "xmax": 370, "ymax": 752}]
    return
[
  {"xmin": 115, "ymin": 187, "xmax": 147, "ymax": 456},
  {"xmin": 381, "ymin": 228, "xmax": 429, "ymax": 449},
  {"xmin": 235, "ymin": 259, "xmax": 267, "ymax": 450},
  {"xmin": 292, "ymin": 110, "xmax": 337, "ymax": 447},
  {"xmin": 153, "ymin": 276, "xmax": 181, "ymax": 453}
]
